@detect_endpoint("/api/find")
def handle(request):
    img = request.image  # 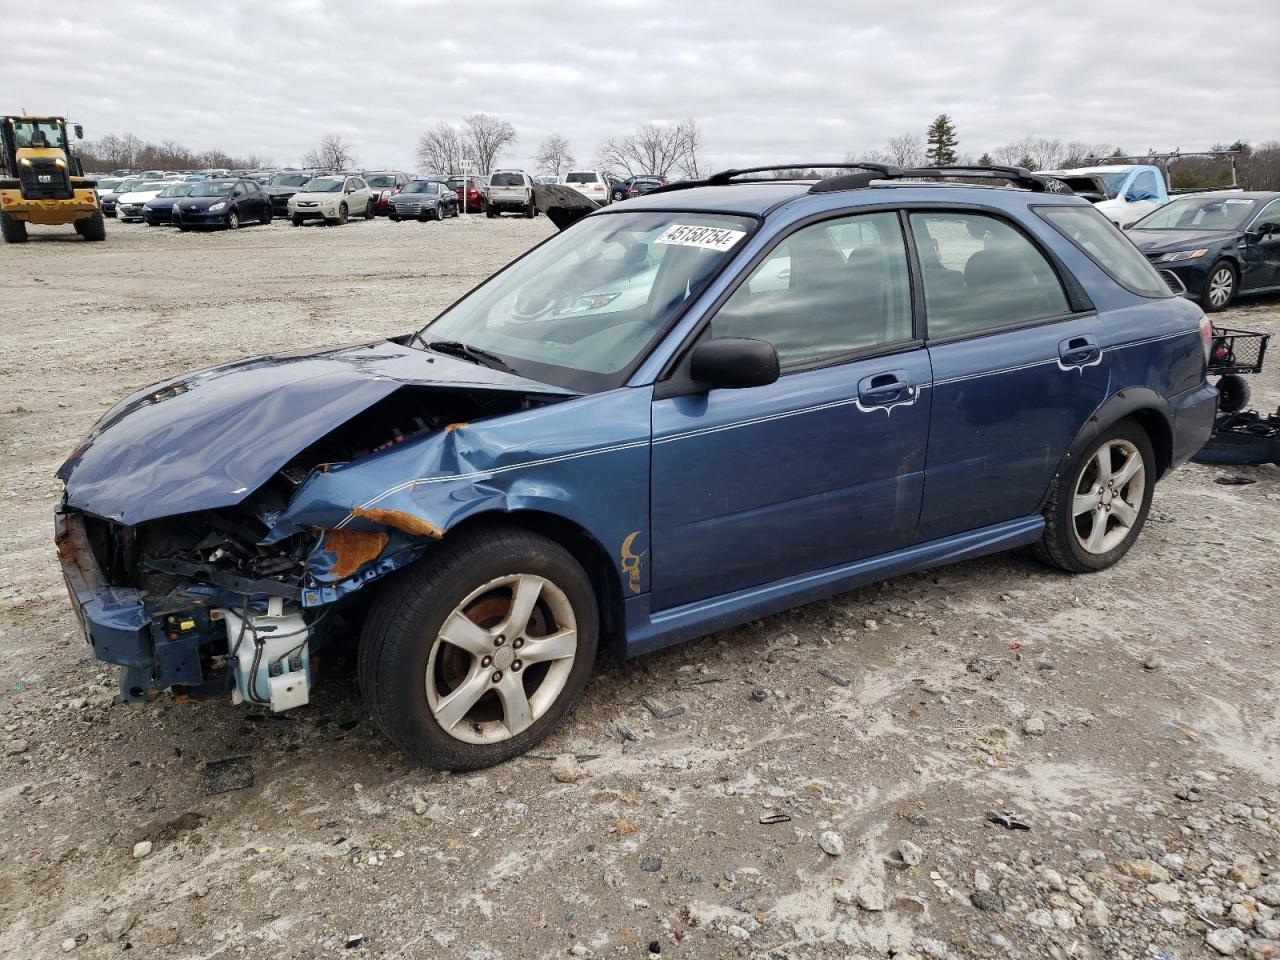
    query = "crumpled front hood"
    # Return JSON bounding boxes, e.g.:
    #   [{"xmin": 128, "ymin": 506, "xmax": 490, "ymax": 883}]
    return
[
  {"xmin": 59, "ymin": 339, "xmax": 572, "ymax": 525},
  {"xmin": 1127, "ymin": 229, "xmax": 1234, "ymax": 255}
]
